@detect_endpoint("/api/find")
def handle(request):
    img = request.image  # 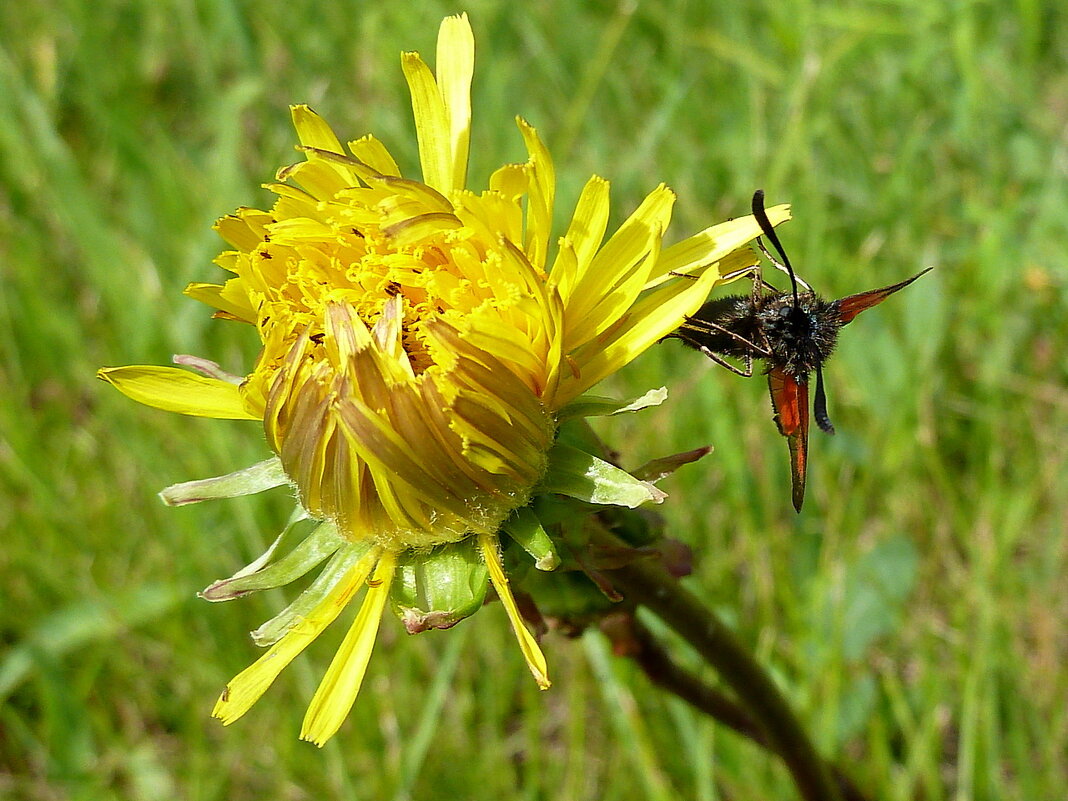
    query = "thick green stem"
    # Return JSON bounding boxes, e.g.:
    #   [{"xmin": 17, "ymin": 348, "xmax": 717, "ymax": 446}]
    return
[{"xmin": 606, "ymin": 554, "xmax": 842, "ymax": 801}]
